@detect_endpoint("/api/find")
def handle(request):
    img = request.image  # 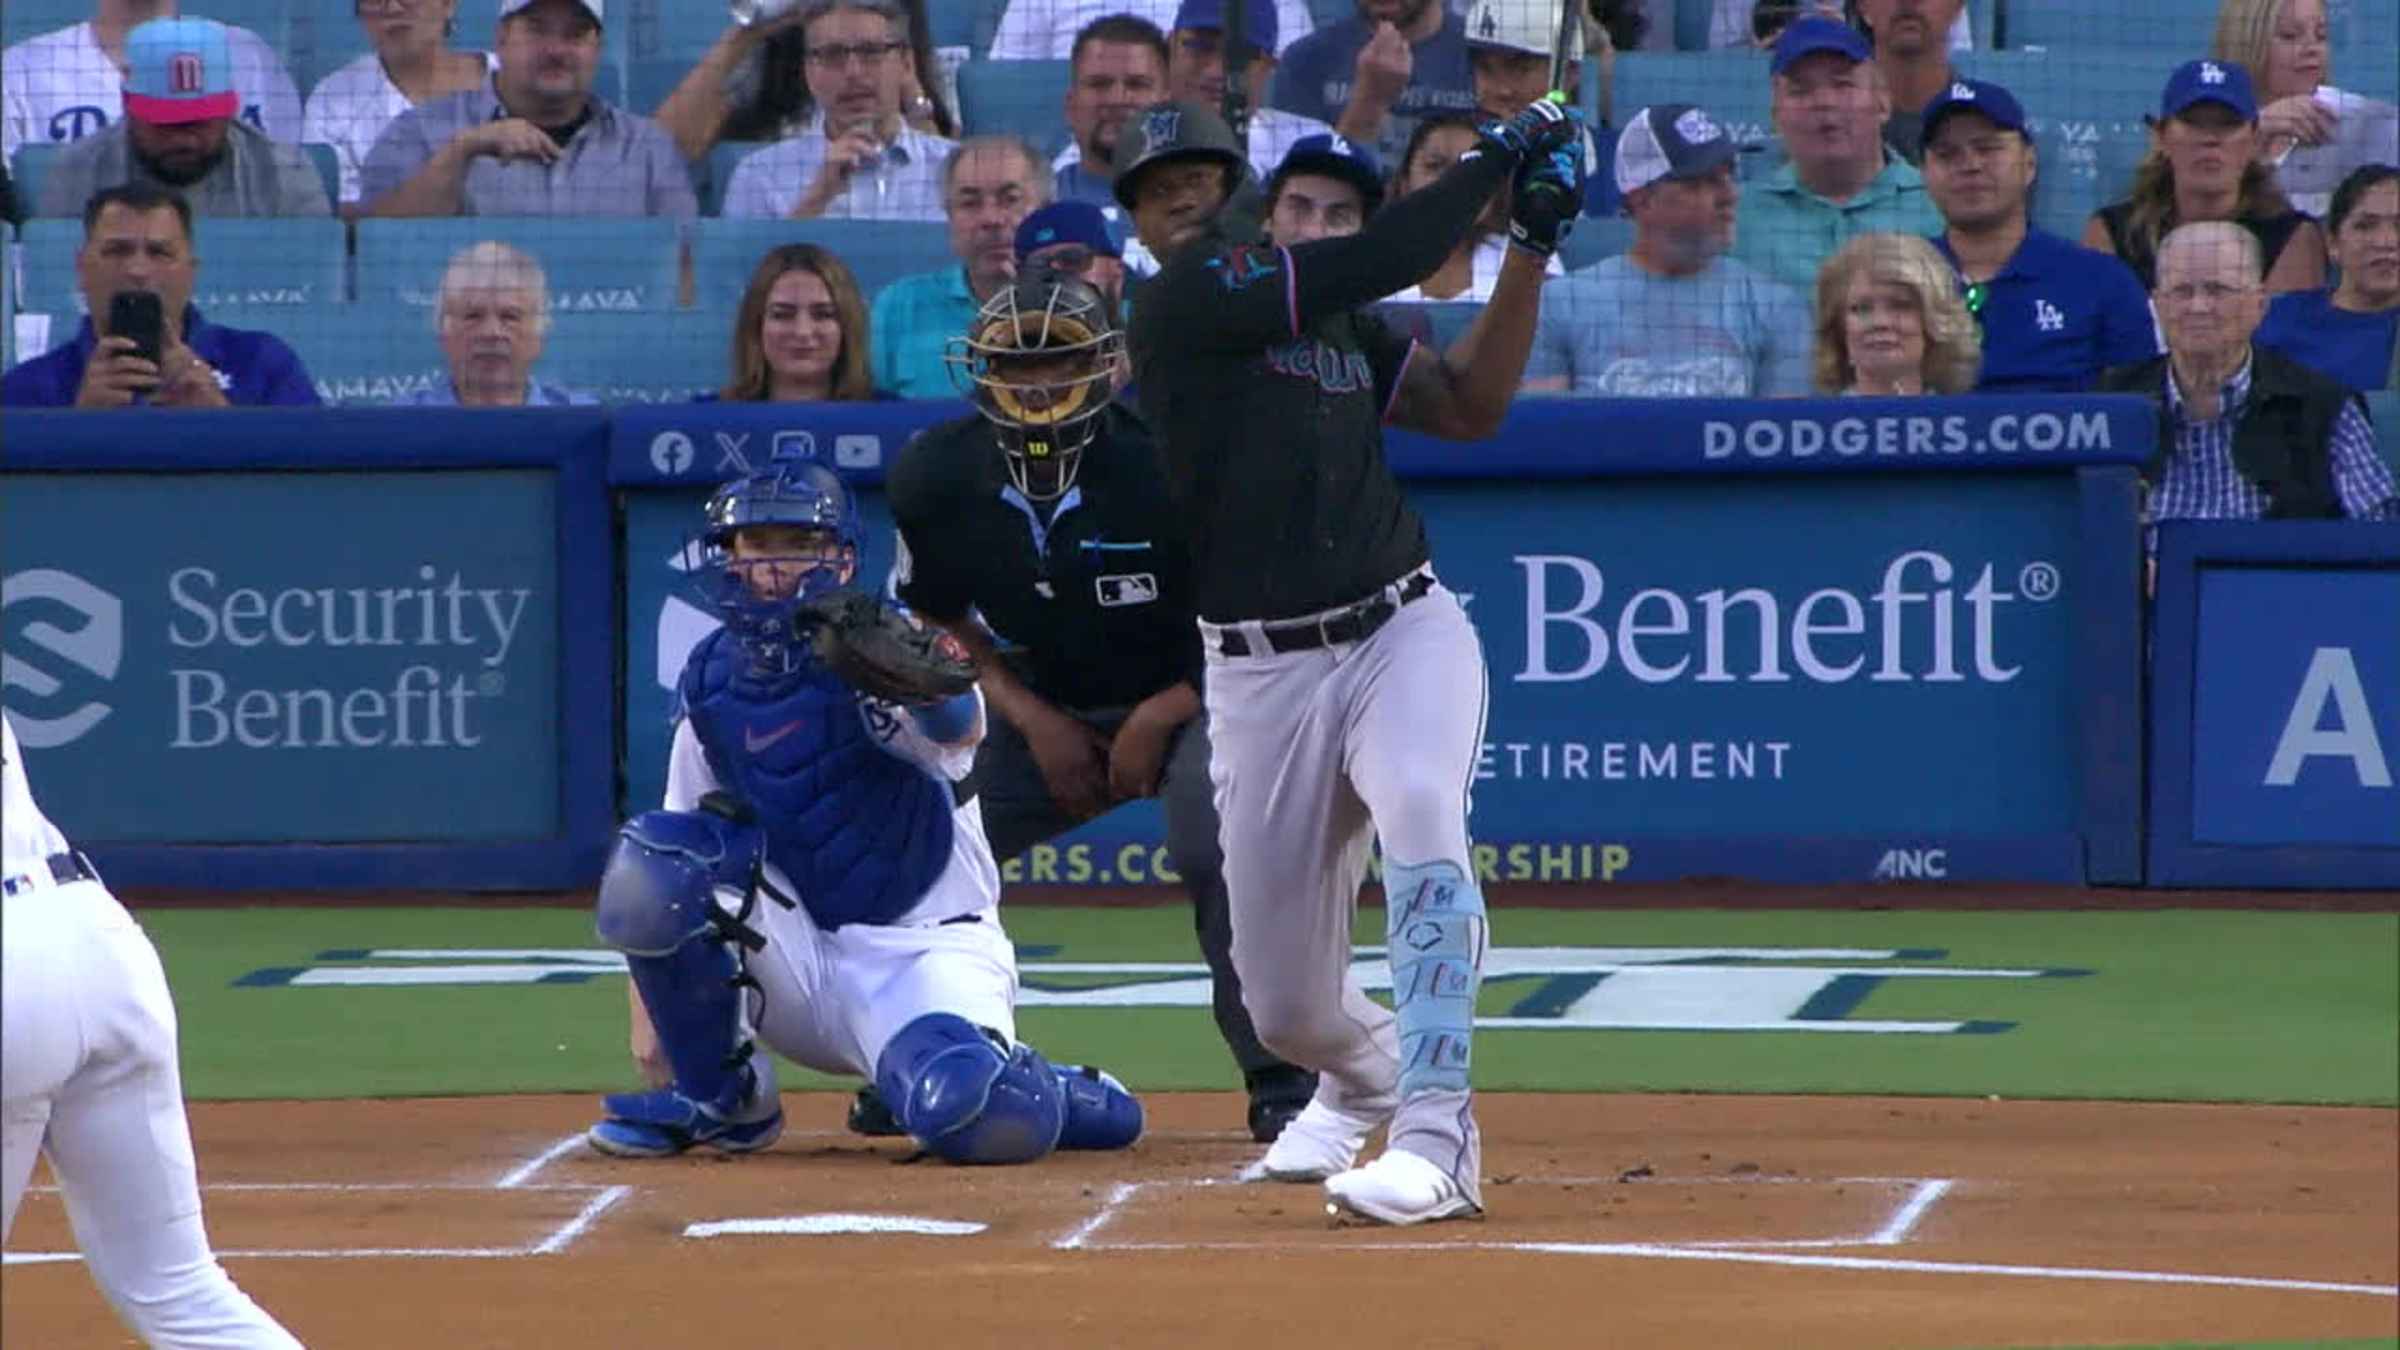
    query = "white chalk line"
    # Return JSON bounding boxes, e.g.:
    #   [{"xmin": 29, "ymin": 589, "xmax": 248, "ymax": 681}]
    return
[
  {"xmin": 1055, "ymin": 1182, "xmax": 1145, "ymax": 1250},
  {"xmin": 497, "ymin": 1133, "xmax": 592, "ymax": 1189},
  {"xmin": 6, "ymin": 1132, "xmax": 637, "ymax": 1266},
  {"xmin": 531, "ymin": 1186, "xmax": 631, "ymax": 1255},
  {"xmin": 1058, "ymin": 1173, "xmax": 2393, "ymax": 1299}
]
